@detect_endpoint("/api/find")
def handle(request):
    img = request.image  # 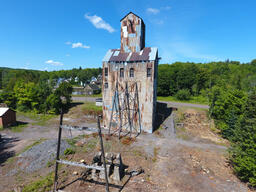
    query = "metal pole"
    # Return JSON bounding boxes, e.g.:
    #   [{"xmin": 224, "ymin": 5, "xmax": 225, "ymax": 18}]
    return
[
  {"xmin": 125, "ymin": 82, "xmax": 132, "ymax": 137},
  {"xmin": 136, "ymin": 83, "xmax": 142, "ymax": 134},
  {"xmin": 97, "ymin": 116, "xmax": 110, "ymax": 192},
  {"xmin": 117, "ymin": 86, "xmax": 123, "ymax": 139},
  {"xmin": 108, "ymin": 82, "xmax": 117, "ymax": 135},
  {"xmin": 53, "ymin": 108, "xmax": 64, "ymax": 192}
]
